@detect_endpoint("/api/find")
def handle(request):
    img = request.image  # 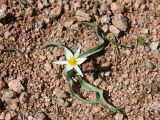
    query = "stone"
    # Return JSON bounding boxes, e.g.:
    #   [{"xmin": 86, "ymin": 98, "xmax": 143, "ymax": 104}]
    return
[
  {"xmin": 73, "ymin": 1, "xmax": 81, "ymax": 10},
  {"xmin": 41, "ymin": 0, "xmax": 50, "ymax": 7},
  {"xmin": 64, "ymin": 20, "xmax": 74, "ymax": 28},
  {"xmin": 109, "ymin": 25, "xmax": 120, "ymax": 36},
  {"xmin": 50, "ymin": 1, "xmax": 62, "ymax": 18},
  {"xmin": 104, "ymin": 71, "xmax": 111, "ymax": 77},
  {"xmin": 0, "ymin": 4, "xmax": 7, "ymax": 20},
  {"xmin": 10, "ymin": 111, "xmax": 17, "ymax": 118},
  {"xmin": 44, "ymin": 62, "xmax": 52, "ymax": 72},
  {"xmin": 9, "ymin": 102, "xmax": 18, "ymax": 110},
  {"xmin": 33, "ymin": 112, "xmax": 46, "ymax": 120},
  {"xmin": 150, "ymin": 41, "xmax": 160, "ymax": 50},
  {"xmin": 28, "ymin": 116, "xmax": 33, "ymax": 120},
  {"xmin": 114, "ymin": 112, "xmax": 124, "ymax": 120},
  {"xmin": 0, "ymin": 112, "xmax": 5, "ymax": 119},
  {"xmin": 102, "ymin": 24, "xmax": 109, "ymax": 33},
  {"xmin": 25, "ymin": 7, "xmax": 34, "ymax": 16},
  {"xmin": 37, "ymin": 2, "xmax": 44, "ymax": 10},
  {"xmin": 57, "ymin": 98, "xmax": 64, "ymax": 107},
  {"xmin": 5, "ymin": 112, "xmax": 12, "ymax": 120},
  {"xmin": 27, "ymin": 0, "xmax": 34, "ymax": 4},
  {"xmin": 2, "ymin": 90, "xmax": 16, "ymax": 102},
  {"xmin": 8, "ymin": 80, "xmax": 24, "ymax": 93},
  {"xmin": 0, "ymin": 80, "xmax": 6, "ymax": 90},
  {"xmin": 58, "ymin": 91, "xmax": 70, "ymax": 99},
  {"xmin": 112, "ymin": 14, "xmax": 128, "ymax": 31},
  {"xmin": 4, "ymin": 31, "xmax": 11, "ymax": 39},
  {"xmin": 100, "ymin": 15, "xmax": 110, "ymax": 24},
  {"xmin": 111, "ymin": 2, "xmax": 124, "ymax": 14},
  {"xmin": 93, "ymin": 79, "xmax": 102, "ymax": 86},
  {"xmin": 19, "ymin": 92, "xmax": 28, "ymax": 103},
  {"xmin": 75, "ymin": 10, "xmax": 91, "ymax": 22},
  {"xmin": 146, "ymin": 61, "xmax": 155, "ymax": 69},
  {"xmin": 37, "ymin": 20, "xmax": 46, "ymax": 29},
  {"xmin": 151, "ymin": 82, "xmax": 159, "ymax": 93}
]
